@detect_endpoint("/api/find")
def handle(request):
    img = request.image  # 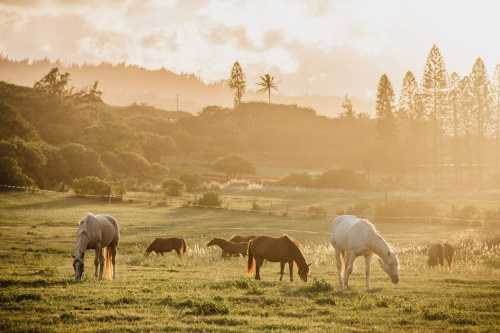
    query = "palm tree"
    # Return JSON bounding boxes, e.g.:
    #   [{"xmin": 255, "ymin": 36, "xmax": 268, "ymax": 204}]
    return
[{"xmin": 256, "ymin": 74, "xmax": 278, "ymax": 103}]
